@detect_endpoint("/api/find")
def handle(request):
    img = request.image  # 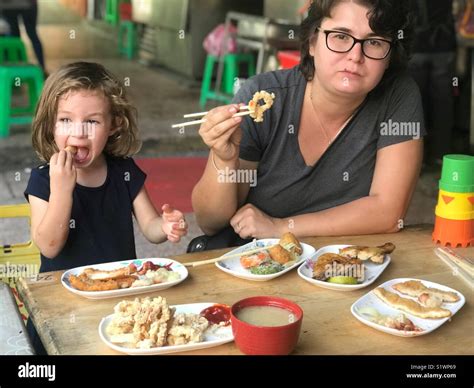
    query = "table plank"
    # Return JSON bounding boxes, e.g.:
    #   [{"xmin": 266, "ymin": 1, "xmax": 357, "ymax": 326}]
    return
[{"xmin": 17, "ymin": 225, "xmax": 473, "ymax": 355}]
